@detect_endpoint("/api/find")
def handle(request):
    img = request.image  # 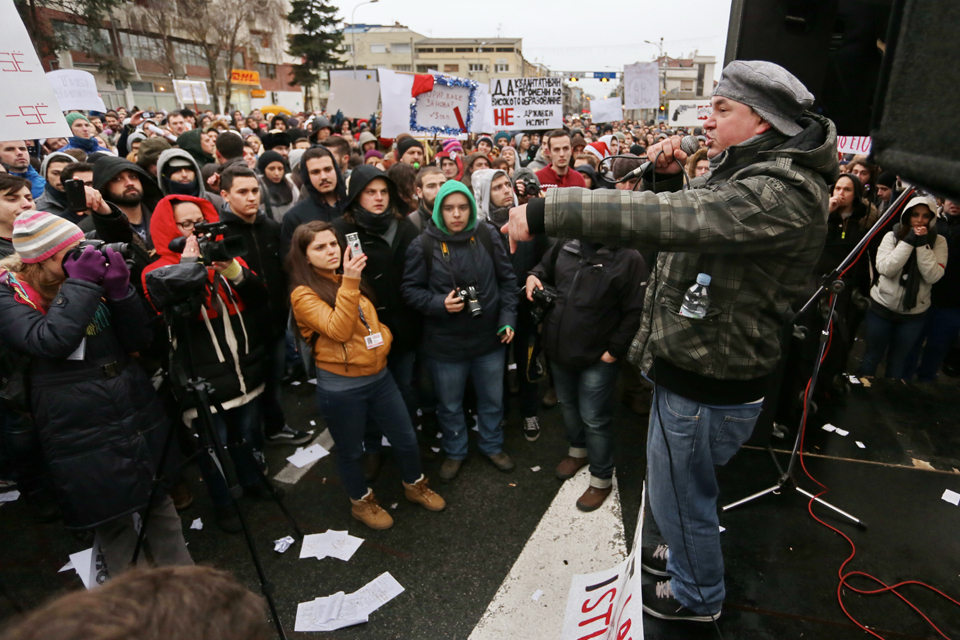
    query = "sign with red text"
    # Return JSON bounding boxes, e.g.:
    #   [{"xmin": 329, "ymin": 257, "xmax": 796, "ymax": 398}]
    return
[
  {"xmin": 0, "ymin": 0, "xmax": 70, "ymax": 140},
  {"xmin": 490, "ymin": 77, "xmax": 563, "ymax": 131},
  {"xmin": 47, "ymin": 69, "xmax": 107, "ymax": 112},
  {"xmin": 668, "ymin": 99, "xmax": 713, "ymax": 128},
  {"xmin": 837, "ymin": 136, "xmax": 872, "ymax": 155},
  {"xmin": 561, "ymin": 487, "xmax": 645, "ymax": 640}
]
